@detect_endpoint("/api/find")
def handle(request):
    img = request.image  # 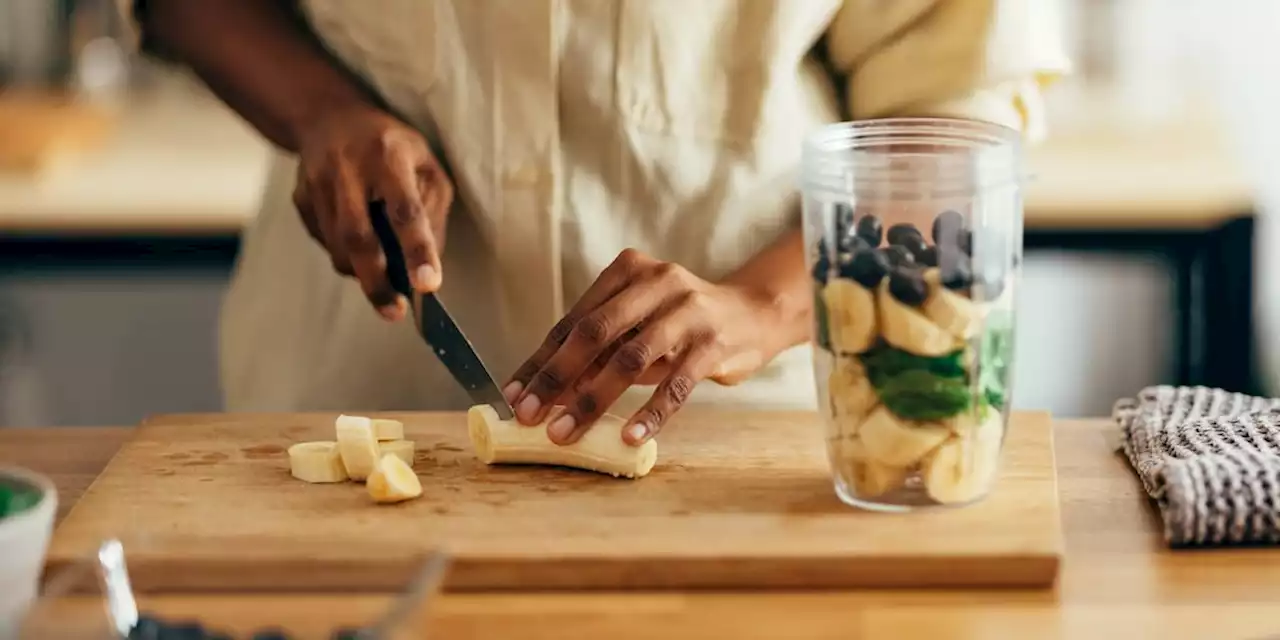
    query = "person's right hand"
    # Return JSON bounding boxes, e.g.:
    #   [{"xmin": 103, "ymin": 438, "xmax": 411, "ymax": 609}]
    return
[{"xmin": 292, "ymin": 104, "xmax": 454, "ymax": 321}]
